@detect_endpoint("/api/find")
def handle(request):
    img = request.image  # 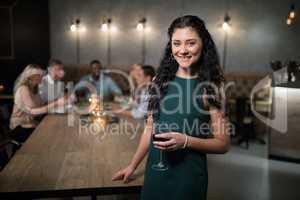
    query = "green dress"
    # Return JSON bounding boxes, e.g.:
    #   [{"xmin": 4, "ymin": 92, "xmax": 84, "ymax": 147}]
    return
[{"xmin": 141, "ymin": 76, "xmax": 210, "ymax": 200}]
